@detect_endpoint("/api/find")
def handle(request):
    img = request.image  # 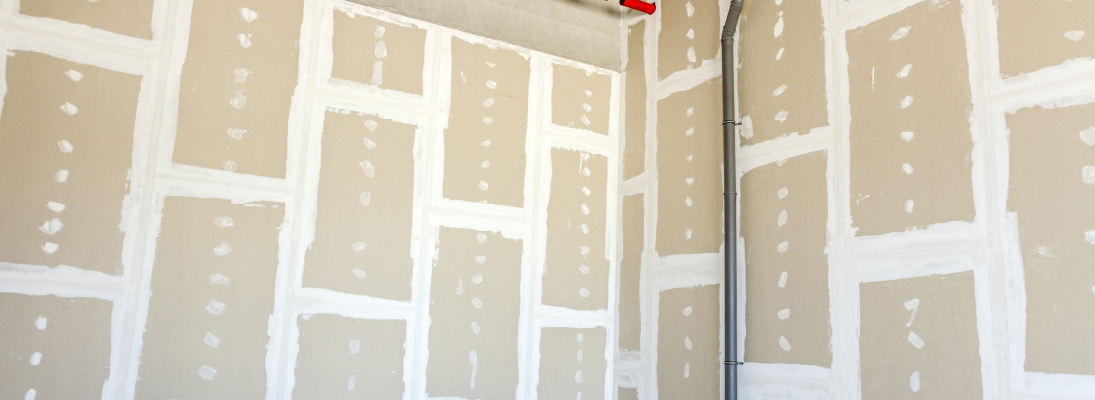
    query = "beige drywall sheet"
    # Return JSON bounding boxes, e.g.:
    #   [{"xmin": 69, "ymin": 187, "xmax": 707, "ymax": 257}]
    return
[
  {"xmin": 0, "ymin": 50, "xmax": 141, "ymax": 275},
  {"xmin": 19, "ymin": 0, "xmax": 155, "ymax": 40},
  {"xmin": 544, "ymin": 148, "xmax": 610, "ymax": 310},
  {"xmin": 303, "ymin": 110, "xmax": 416, "ymax": 301},
  {"xmin": 551, "ymin": 62, "xmax": 611, "ymax": 135},
  {"xmin": 443, "ymin": 37, "xmax": 530, "ymax": 207},
  {"xmin": 136, "ymin": 197, "xmax": 284, "ymax": 399},
  {"xmin": 426, "ymin": 227, "xmax": 522, "ymax": 399},
  {"xmin": 656, "ymin": 78, "xmax": 723, "ymax": 256},
  {"xmin": 737, "ymin": 0, "xmax": 828, "ymax": 145},
  {"xmin": 618, "ymin": 194, "xmax": 643, "ymax": 352},
  {"xmin": 996, "ymin": 0, "xmax": 1095, "ymax": 78},
  {"xmin": 860, "ymin": 272, "xmax": 981, "ymax": 399},
  {"xmin": 0, "ymin": 293, "xmax": 112, "ymax": 400},
  {"xmin": 1006, "ymin": 103, "xmax": 1095, "ymax": 375},
  {"xmin": 657, "ymin": 284, "xmax": 720, "ymax": 399},
  {"xmin": 293, "ymin": 314, "xmax": 406, "ymax": 398},
  {"xmin": 331, "ymin": 8, "xmax": 426, "ymax": 95},
  {"xmin": 741, "ymin": 151, "xmax": 831, "ymax": 367},
  {"xmin": 172, "ymin": 0, "xmax": 305, "ymax": 178},
  {"xmin": 537, "ymin": 326, "xmax": 608, "ymax": 400},
  {"xmin": 657, "ymin": 0, "xmax": 720, "ymax": 80},
  {"xmin": 624, "ymin": 20, "xmax": 647, "ymax": 180},
  {"xmin": 619, "ymin": 386, "xmax": 639, "ymax": 400},
  {"xmin": 847, "ymin": 0, "xmax": 975, "ymax": 237}
]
